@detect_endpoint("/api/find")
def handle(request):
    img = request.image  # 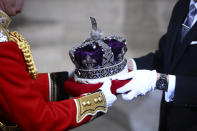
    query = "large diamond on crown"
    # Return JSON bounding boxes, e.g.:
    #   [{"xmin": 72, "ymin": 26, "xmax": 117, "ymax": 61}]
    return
[{"xmin": 69, "ymin": 17, "xmax": 127, "ymax": 80}]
